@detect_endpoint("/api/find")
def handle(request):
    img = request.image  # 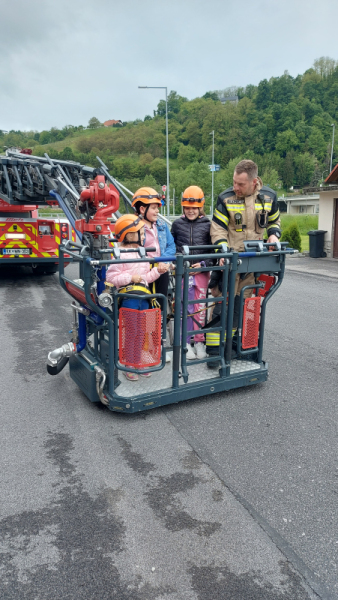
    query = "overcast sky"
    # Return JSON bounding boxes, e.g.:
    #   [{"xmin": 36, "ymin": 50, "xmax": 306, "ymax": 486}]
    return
[{"xmin": 1, "ymin": 0, "xmax": 337, "ymax": 132}]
